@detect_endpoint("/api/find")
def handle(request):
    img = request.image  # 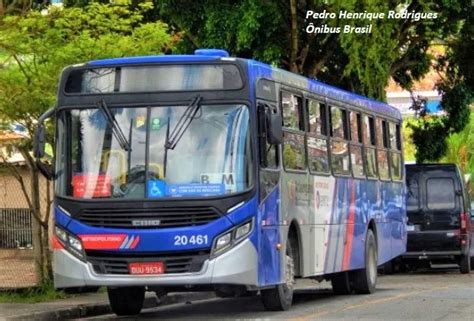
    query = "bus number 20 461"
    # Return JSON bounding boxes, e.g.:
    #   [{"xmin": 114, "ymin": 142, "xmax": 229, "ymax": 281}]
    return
[{"xmin": 174, "ymin": 235, "xmax": 209, "ymax": 246}]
